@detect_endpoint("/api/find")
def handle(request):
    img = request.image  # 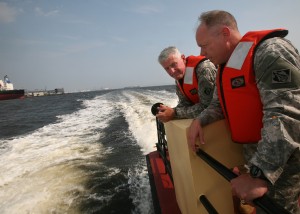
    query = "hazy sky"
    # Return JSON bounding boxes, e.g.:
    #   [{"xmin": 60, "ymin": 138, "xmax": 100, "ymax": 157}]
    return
[{"xmin": 1, "ymin": 0, "xmax": 300, "ymax": 92}]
